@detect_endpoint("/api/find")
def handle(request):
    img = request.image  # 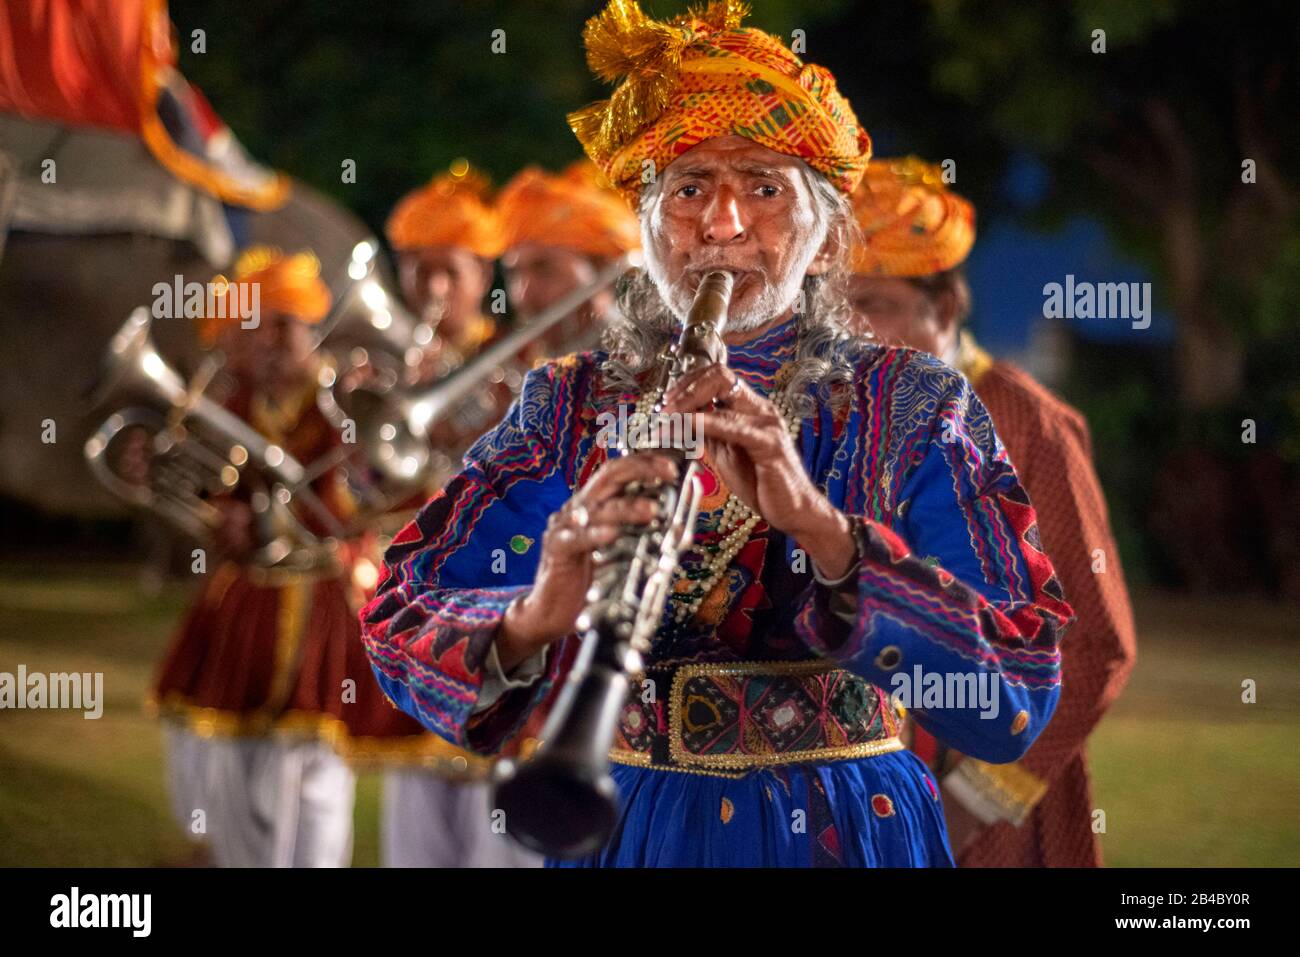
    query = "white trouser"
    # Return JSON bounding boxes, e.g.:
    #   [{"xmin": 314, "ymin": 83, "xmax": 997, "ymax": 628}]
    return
[
  {"xmin": 162, "ymin": 724, "xmax": 210, "ymax": 839},
  {"xmin": 174, "ymin": 733, "xmax": 355, "ymax": 867},
  {"xmin": 381, "ymin": 768, "xmax": 544, "ymax": 868}
]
